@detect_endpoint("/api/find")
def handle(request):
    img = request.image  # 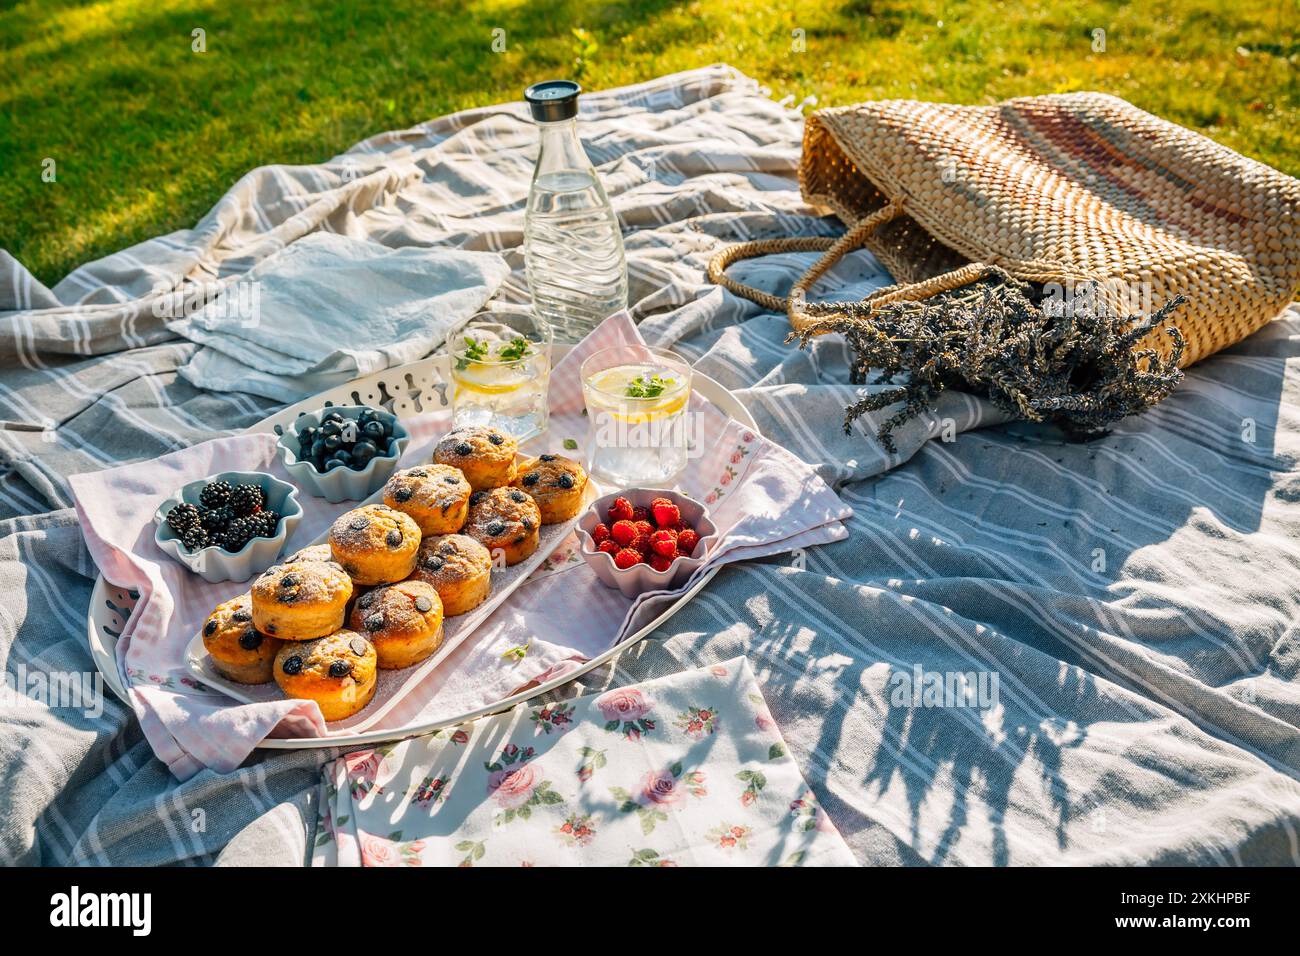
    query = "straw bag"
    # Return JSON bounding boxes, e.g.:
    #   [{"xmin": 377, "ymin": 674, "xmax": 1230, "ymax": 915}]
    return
[{"xmin": 709, "ymin": 91, "xmax": 1300, "ymax": 390}]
